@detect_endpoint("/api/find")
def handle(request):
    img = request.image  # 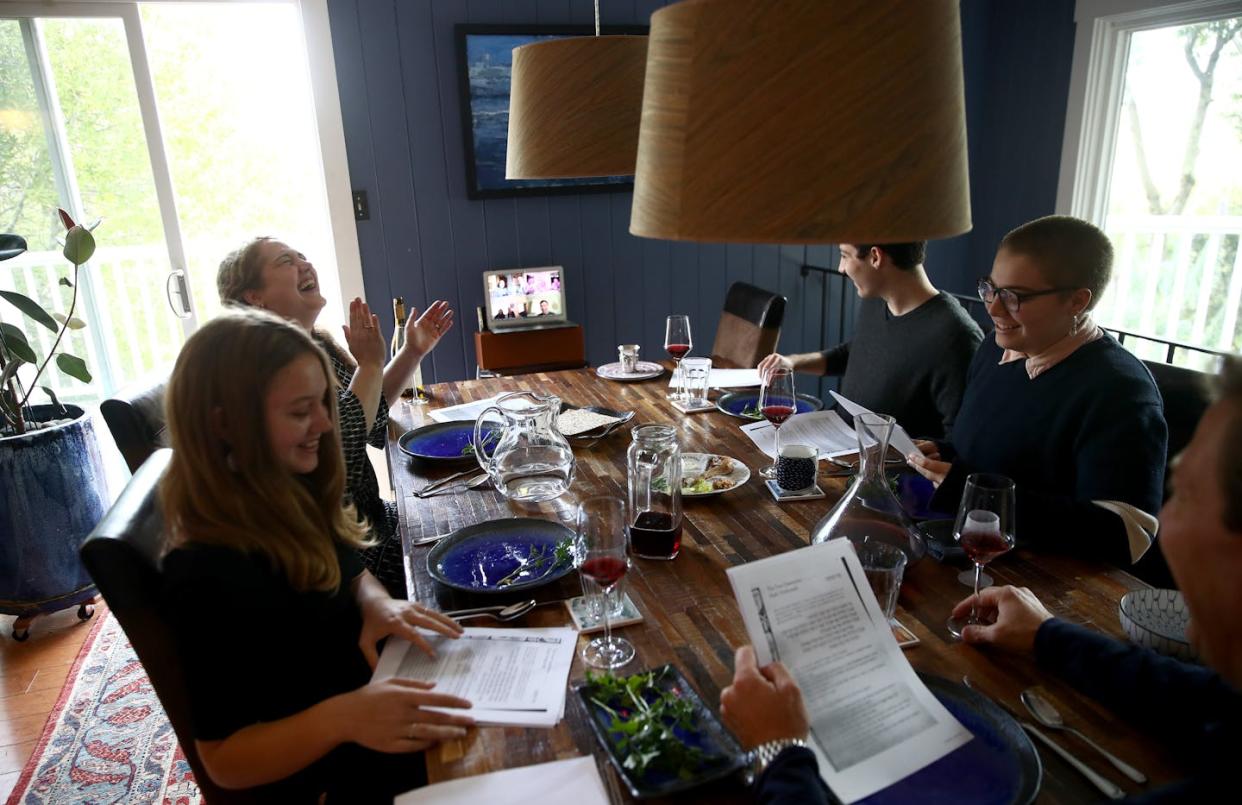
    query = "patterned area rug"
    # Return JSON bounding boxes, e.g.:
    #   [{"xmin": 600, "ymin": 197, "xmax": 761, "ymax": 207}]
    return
[{"xmin": 6, "ymin": 613, "xmax": 201, "ymax": 805}]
